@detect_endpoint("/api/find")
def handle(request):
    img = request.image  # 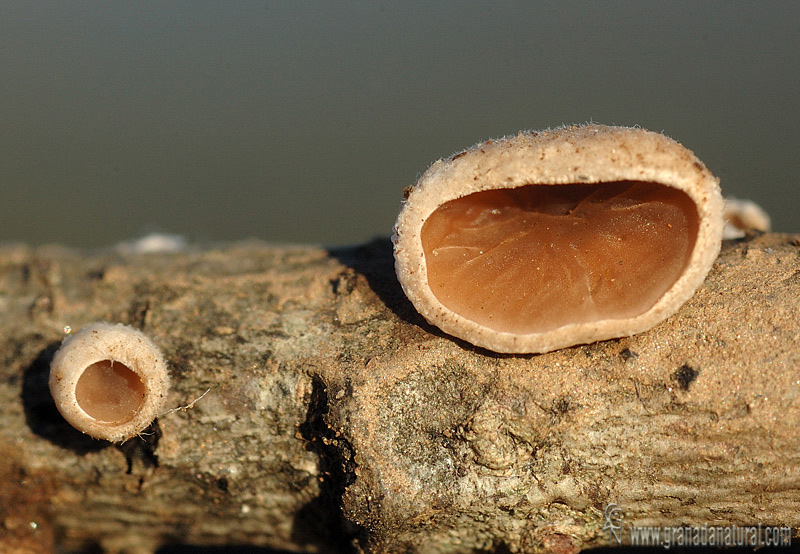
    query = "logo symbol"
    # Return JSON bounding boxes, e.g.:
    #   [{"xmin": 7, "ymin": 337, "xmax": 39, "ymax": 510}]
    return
[{"xmin": 603, "ymin": 503, "xmax": 624, "ymax": 545}]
